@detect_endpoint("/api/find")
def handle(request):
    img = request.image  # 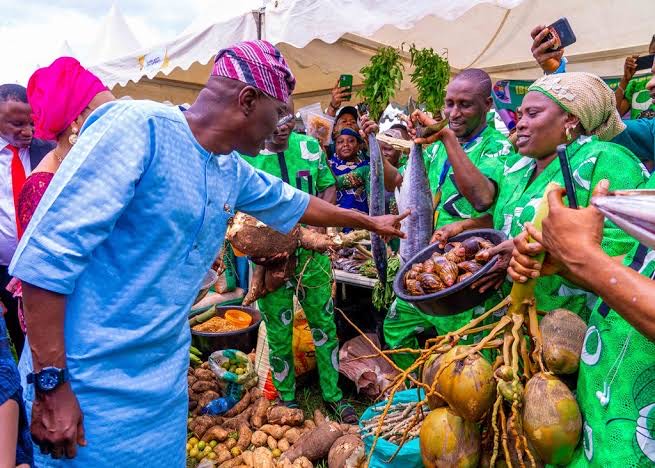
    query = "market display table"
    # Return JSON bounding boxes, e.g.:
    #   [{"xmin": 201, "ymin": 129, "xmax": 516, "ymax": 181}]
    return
[{"xmin": 334, "ymin": 269, "xmax": 377, "ymax": 289}]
